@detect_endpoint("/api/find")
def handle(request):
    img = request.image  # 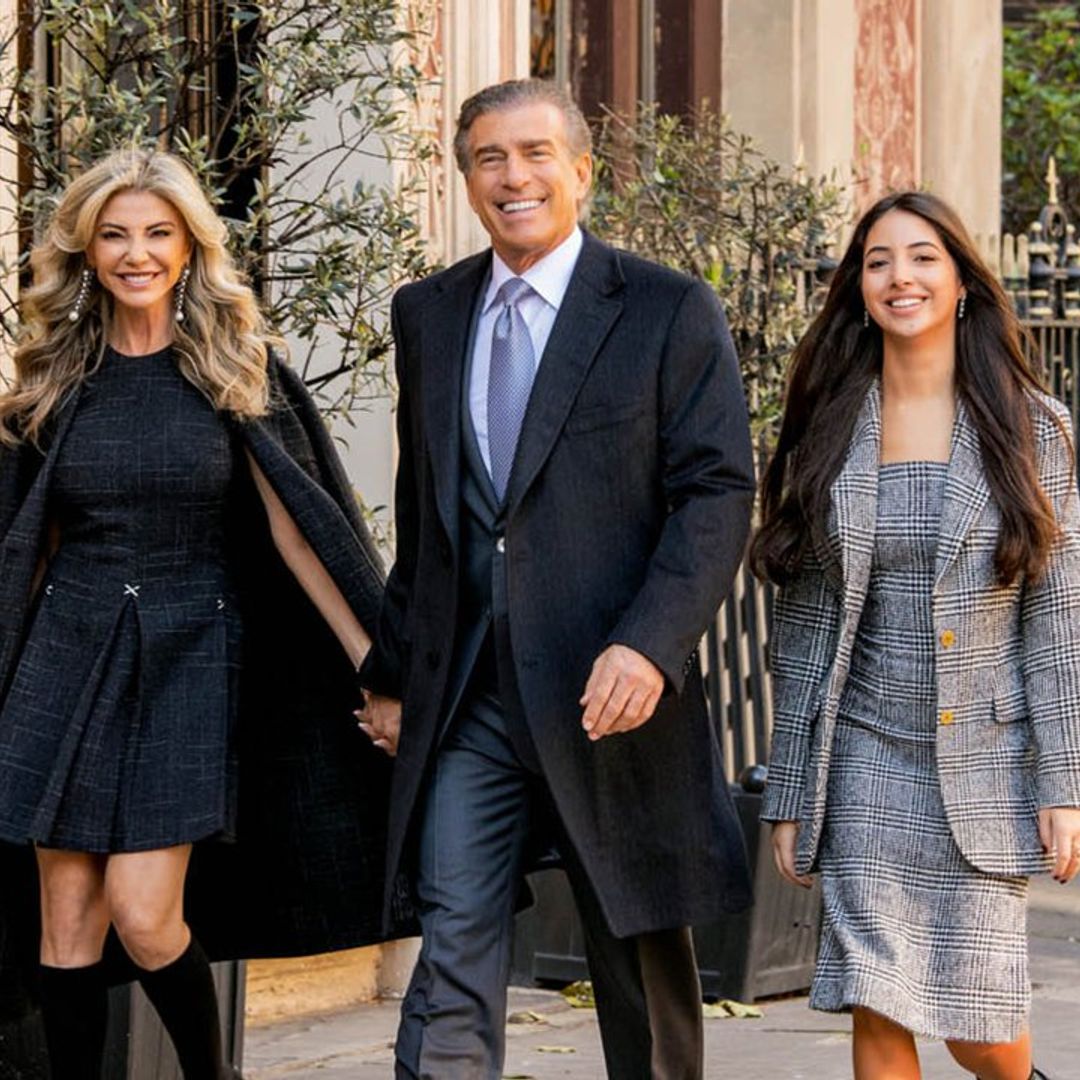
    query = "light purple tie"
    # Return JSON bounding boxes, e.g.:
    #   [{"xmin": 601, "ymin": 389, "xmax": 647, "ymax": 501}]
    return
[{"xmin": 487, "ymin": 277, "xmax": 536, "ymax": 500}]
